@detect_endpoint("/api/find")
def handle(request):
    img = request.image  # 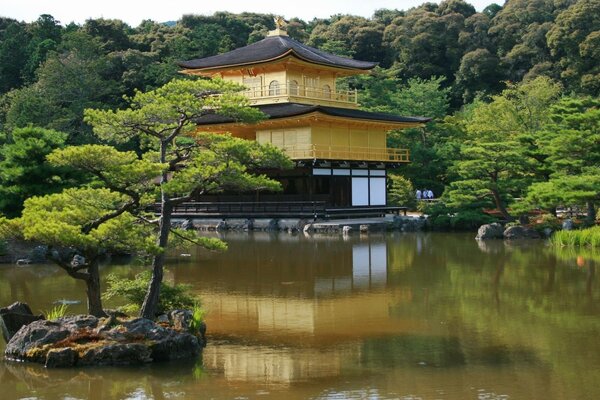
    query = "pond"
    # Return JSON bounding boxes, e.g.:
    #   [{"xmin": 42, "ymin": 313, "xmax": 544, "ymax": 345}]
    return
[{"xmin": 1, "ymin": 232, "xmax": 599, "ymax": 399}]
